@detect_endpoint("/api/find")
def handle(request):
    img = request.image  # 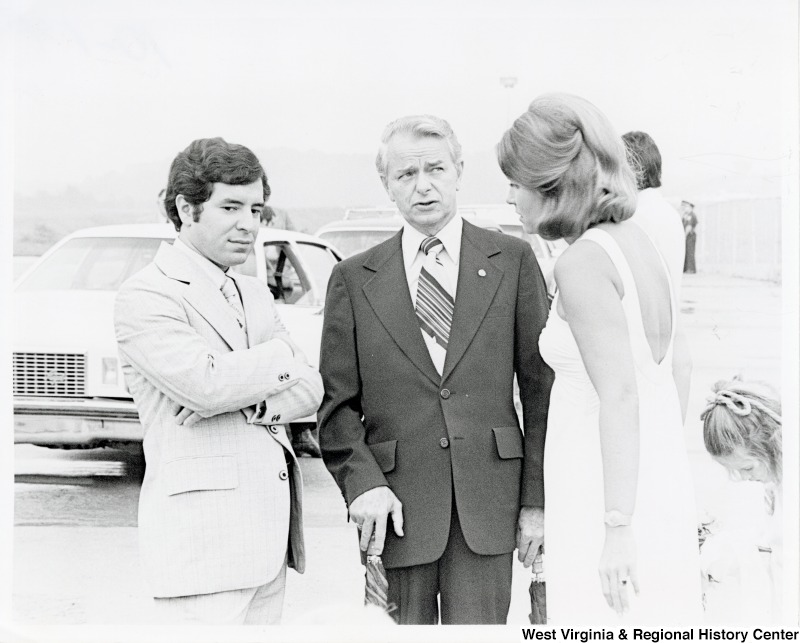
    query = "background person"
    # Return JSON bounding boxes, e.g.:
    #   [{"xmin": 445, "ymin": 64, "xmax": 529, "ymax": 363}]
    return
[
  {"xmin": 115, "ymin": 137, "xmax": 323, "ymax": 624},
  {"xmin": 318, "ymin": 114, "xmax": 553, "ymax": 624},
  {"xmin": 498, "ymin": 93, "xmax": 702, "ymax": 624},
  {"xmin": 621, "ymin": 131, "xmax": 685, "ymax": 291},
  {"xmin": 261, "ymin": 205, "xmax": 299, "ymax": 231},
  {"xmin": 622, "ymin": 130, "xmax": 693, "ymax": 421},
  {"xmin": 681, "ymin": 200, "xmax": 698, "ymax": 274}
]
